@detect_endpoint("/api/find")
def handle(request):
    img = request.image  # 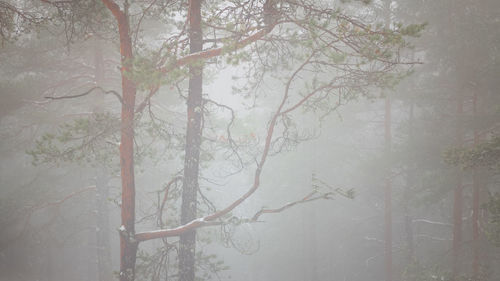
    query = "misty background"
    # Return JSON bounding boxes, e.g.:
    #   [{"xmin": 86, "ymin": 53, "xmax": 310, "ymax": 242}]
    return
[{"xmin": 1, "ymin": 1, "xmax": 499, "ymax": 281}]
